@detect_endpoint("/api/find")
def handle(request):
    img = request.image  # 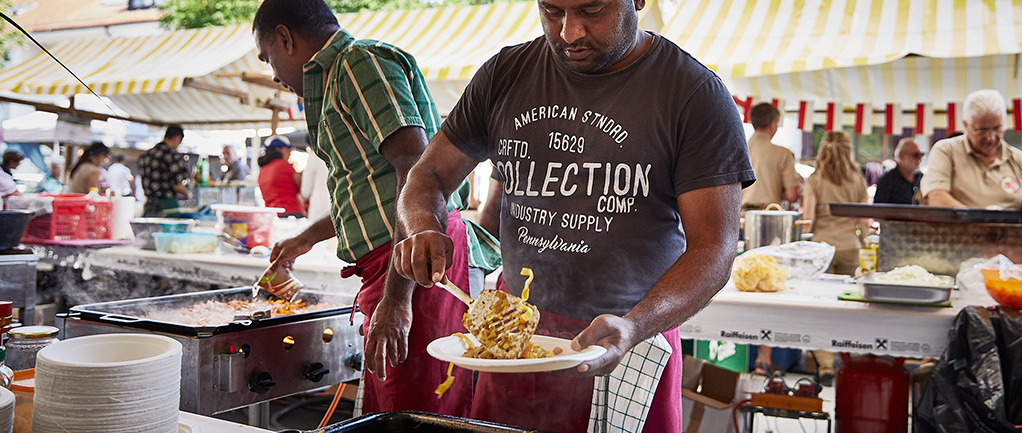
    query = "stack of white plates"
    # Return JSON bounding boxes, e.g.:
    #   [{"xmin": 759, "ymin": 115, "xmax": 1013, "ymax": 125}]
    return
[
  {"xmin": 0, "ymin": 387, "xmax": 13, "ymax": 433},
  {"xmin": 32, "ymin": 333, "xmax": 182, "ymax": 433}
]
